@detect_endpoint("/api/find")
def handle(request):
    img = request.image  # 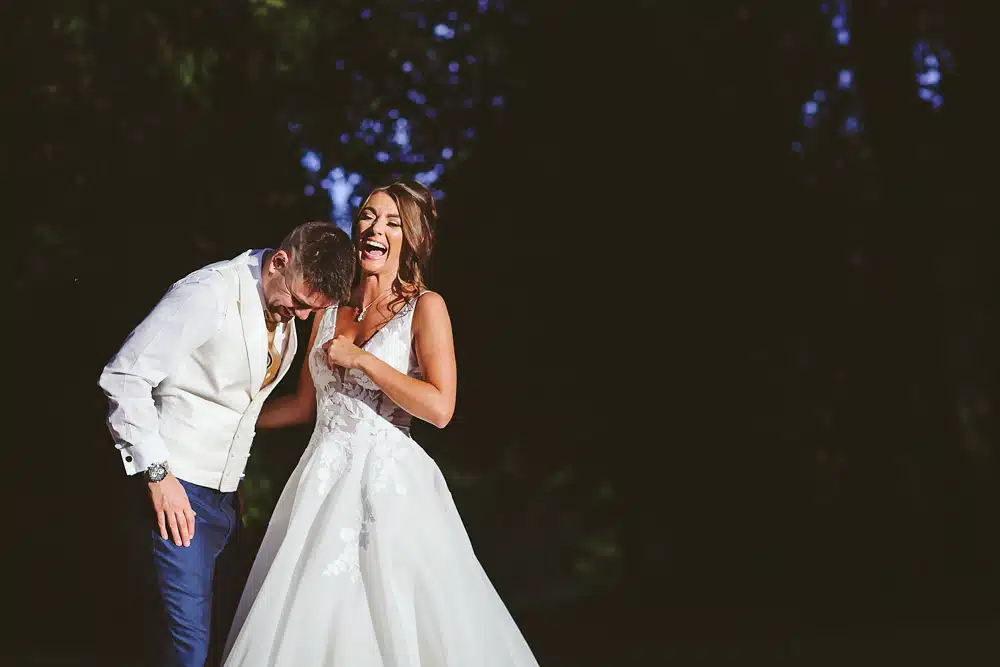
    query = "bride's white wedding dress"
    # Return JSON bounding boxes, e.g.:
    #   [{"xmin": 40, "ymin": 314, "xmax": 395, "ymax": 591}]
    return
[{"xmin": 223, "ymin": 296, "xmax": 539, "ymax": 666}]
